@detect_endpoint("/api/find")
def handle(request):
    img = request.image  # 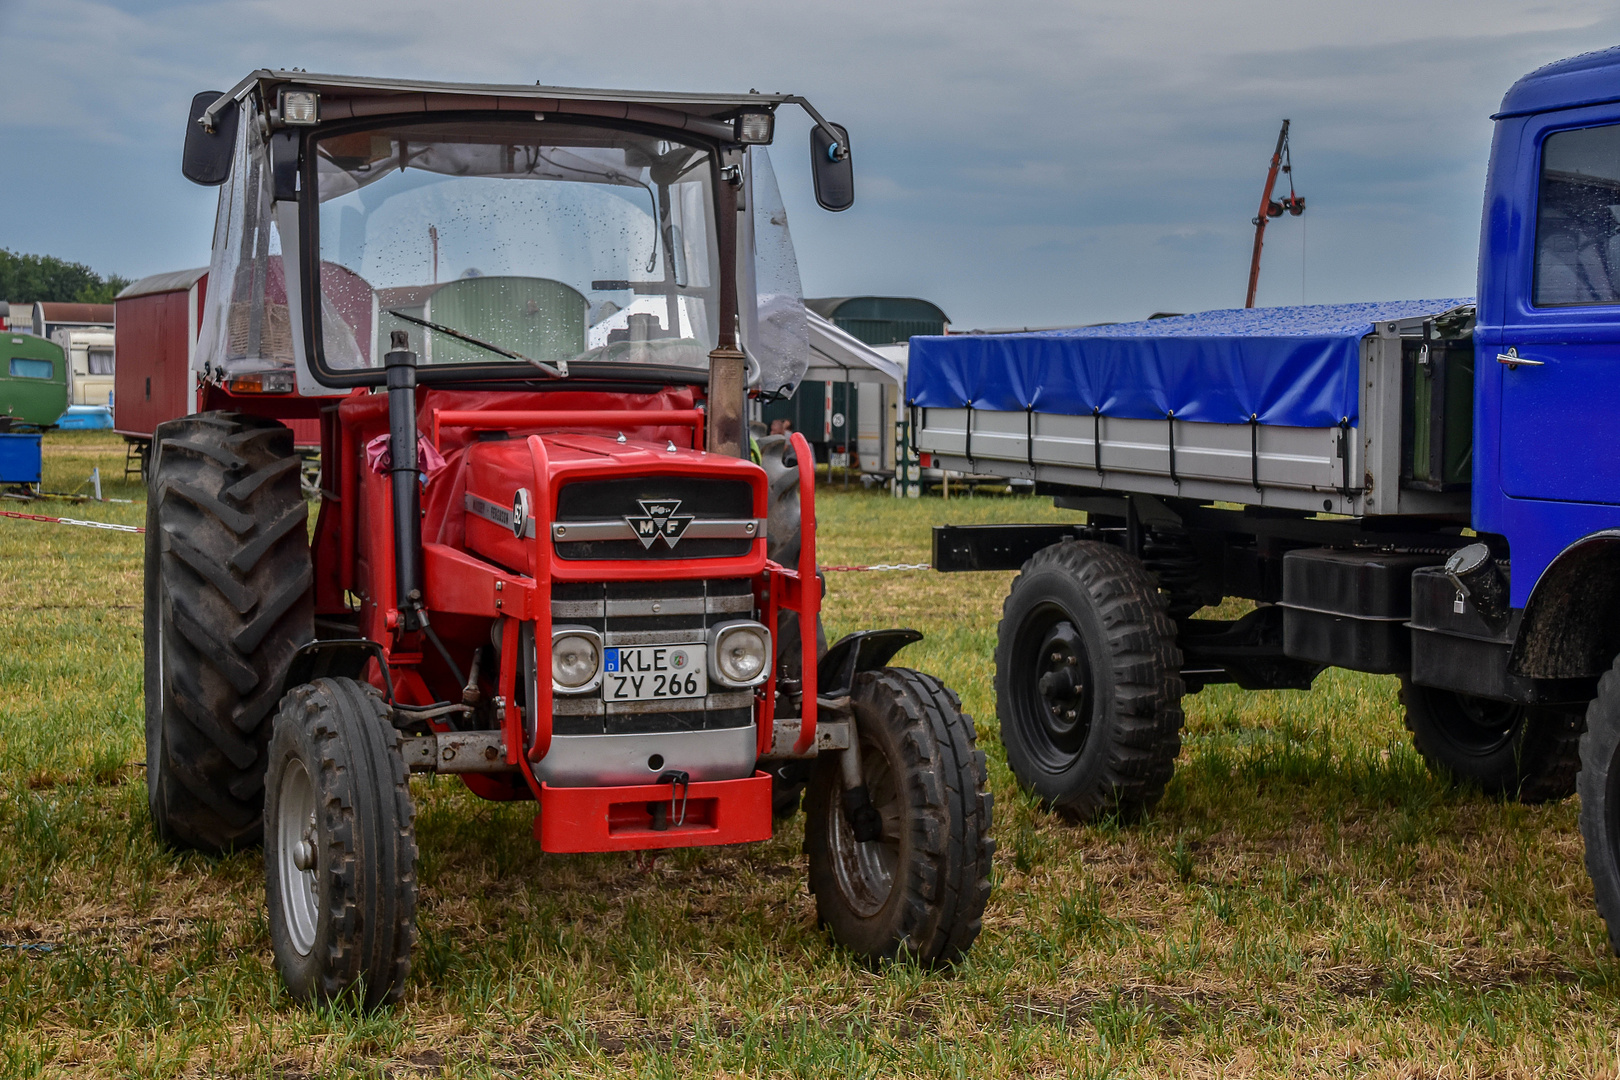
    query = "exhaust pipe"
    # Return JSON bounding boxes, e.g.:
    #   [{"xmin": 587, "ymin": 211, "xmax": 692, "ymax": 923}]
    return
[{"xmin": 384, "ymin": 330, "xmax": 424, "ymax": 631}]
